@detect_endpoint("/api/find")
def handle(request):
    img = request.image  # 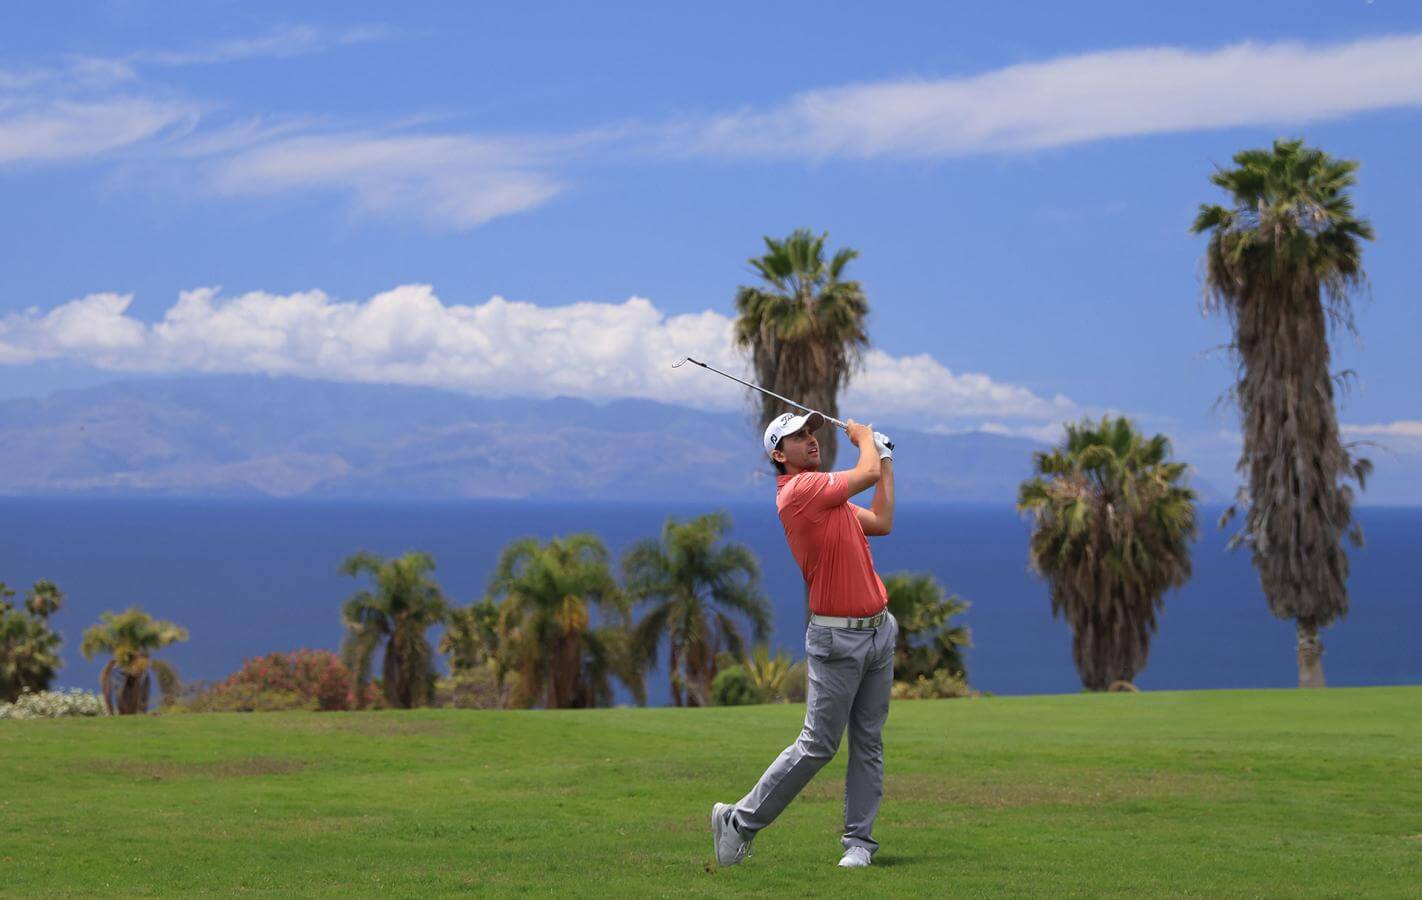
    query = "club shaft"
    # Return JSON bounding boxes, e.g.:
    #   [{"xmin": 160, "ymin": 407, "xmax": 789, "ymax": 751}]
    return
[{"xmin": 681, "ymin": 357, "xmax": 847, "ymax": 429}]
